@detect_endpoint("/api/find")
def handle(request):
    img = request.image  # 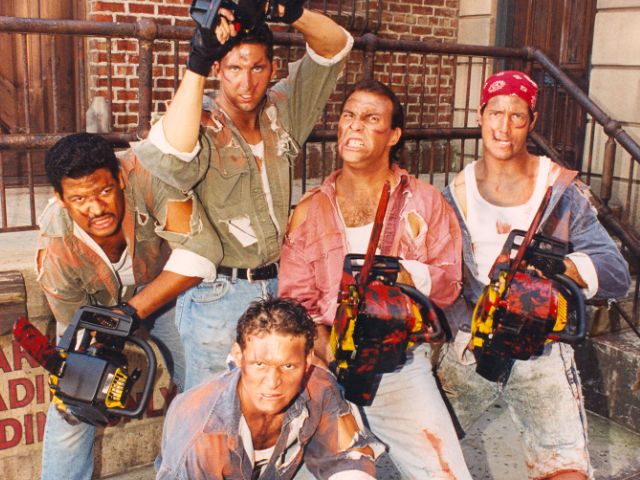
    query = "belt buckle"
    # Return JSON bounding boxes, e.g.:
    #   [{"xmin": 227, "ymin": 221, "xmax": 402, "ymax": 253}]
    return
[{"xmin": 246, "ymin": 268, "xmax": 255, "ymax": 283}]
